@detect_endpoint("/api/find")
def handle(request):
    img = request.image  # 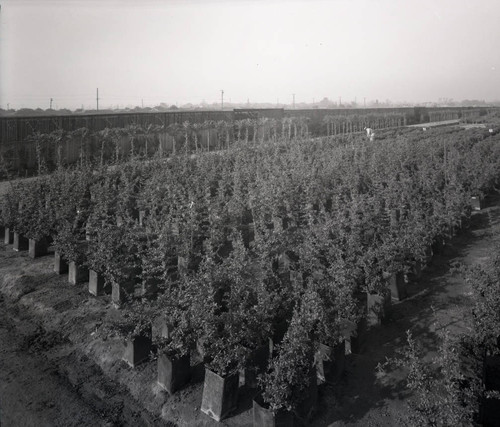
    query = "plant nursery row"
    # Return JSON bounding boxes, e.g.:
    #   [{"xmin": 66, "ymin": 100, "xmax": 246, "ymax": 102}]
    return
[
  {"xmin": 4, "ymin": 112, "xmax": 411, "ymax": 177},
  {"xmin": 1, "ymin": 123, "xmax": 500, "ymax": 425}
]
